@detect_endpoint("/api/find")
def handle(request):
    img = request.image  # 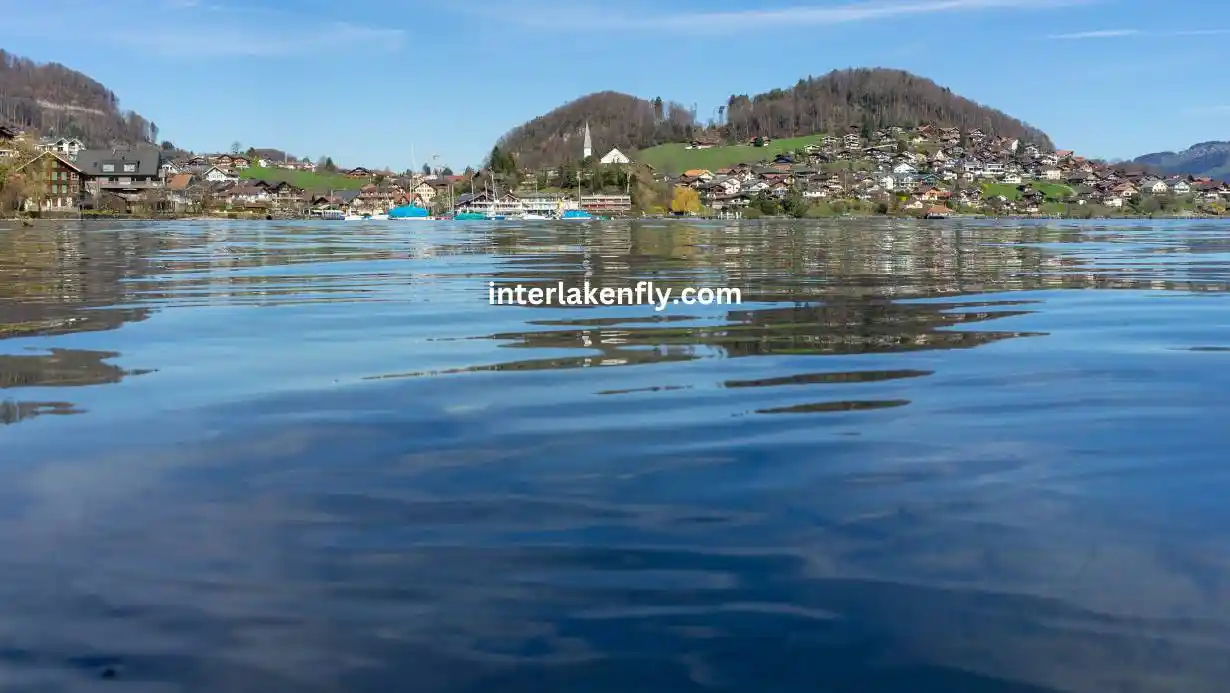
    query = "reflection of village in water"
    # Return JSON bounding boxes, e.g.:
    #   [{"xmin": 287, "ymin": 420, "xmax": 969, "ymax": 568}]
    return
[
  {"xmin": 387, "ymin": 219, "xmax": 1230, "ymax": 379},
  {"xmin": 3, "ymin": 218, "xmax": 1230, "ymax": 422},
  {"xmin": 0, "ymin": 224, "xmax": 166, "ymax": 422}
]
